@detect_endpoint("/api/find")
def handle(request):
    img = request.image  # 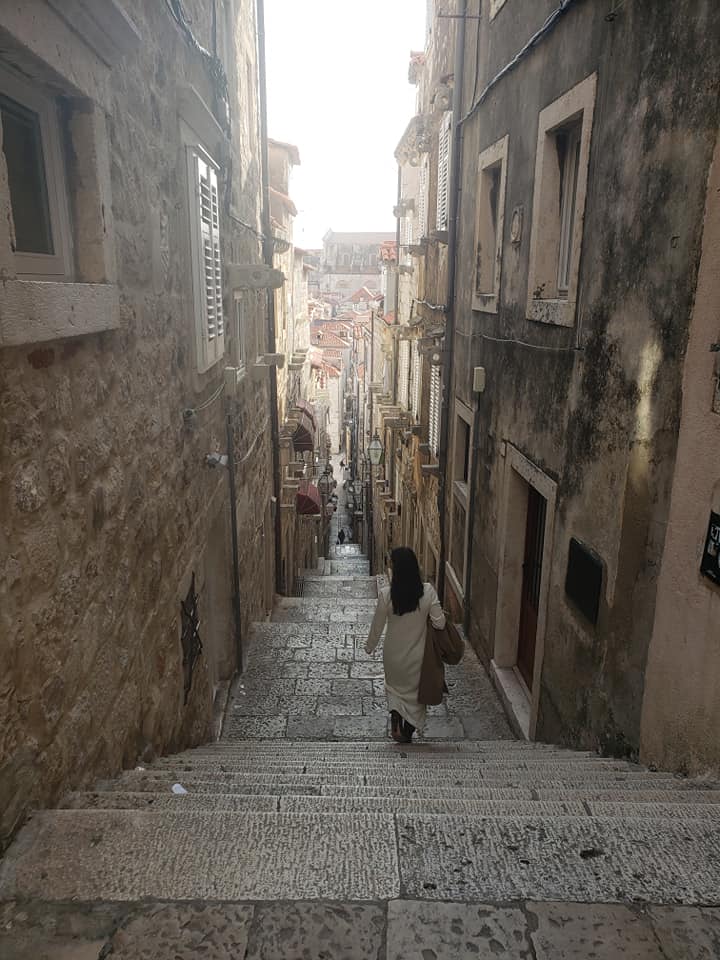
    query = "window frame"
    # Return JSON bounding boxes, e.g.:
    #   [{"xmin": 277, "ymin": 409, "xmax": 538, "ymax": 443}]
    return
[
  {"xmin": 397, "ymin": 337, "xmax": 410, "ymax": 409},
  {"xmin": 472, "ymin": 134, "xmax": 508, "ymax": 314},
  {"xmin": 0, "ymin": 62, "xmax": 73, "ymax": 281},
  {"xmin": 436, "ymin": 111, "xmax": 452, "ymax": 233},
  {"xmin": 186, "ymin": 143, "xmax": 225, "ymax": 373},
  {"xmin": 428, "ymin": 363, "xmax": 441, "ymax": 457},
  {"xmin": 526, "ymin": 73, "xmax": 597, "ymax": 328},
  {"xmin": 490, "ymin": 0, "xmax": 509, "ymax": 19},
  {"xmin": 448, "ymin": 400, "xmax": 473, "ymax": 591}
]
